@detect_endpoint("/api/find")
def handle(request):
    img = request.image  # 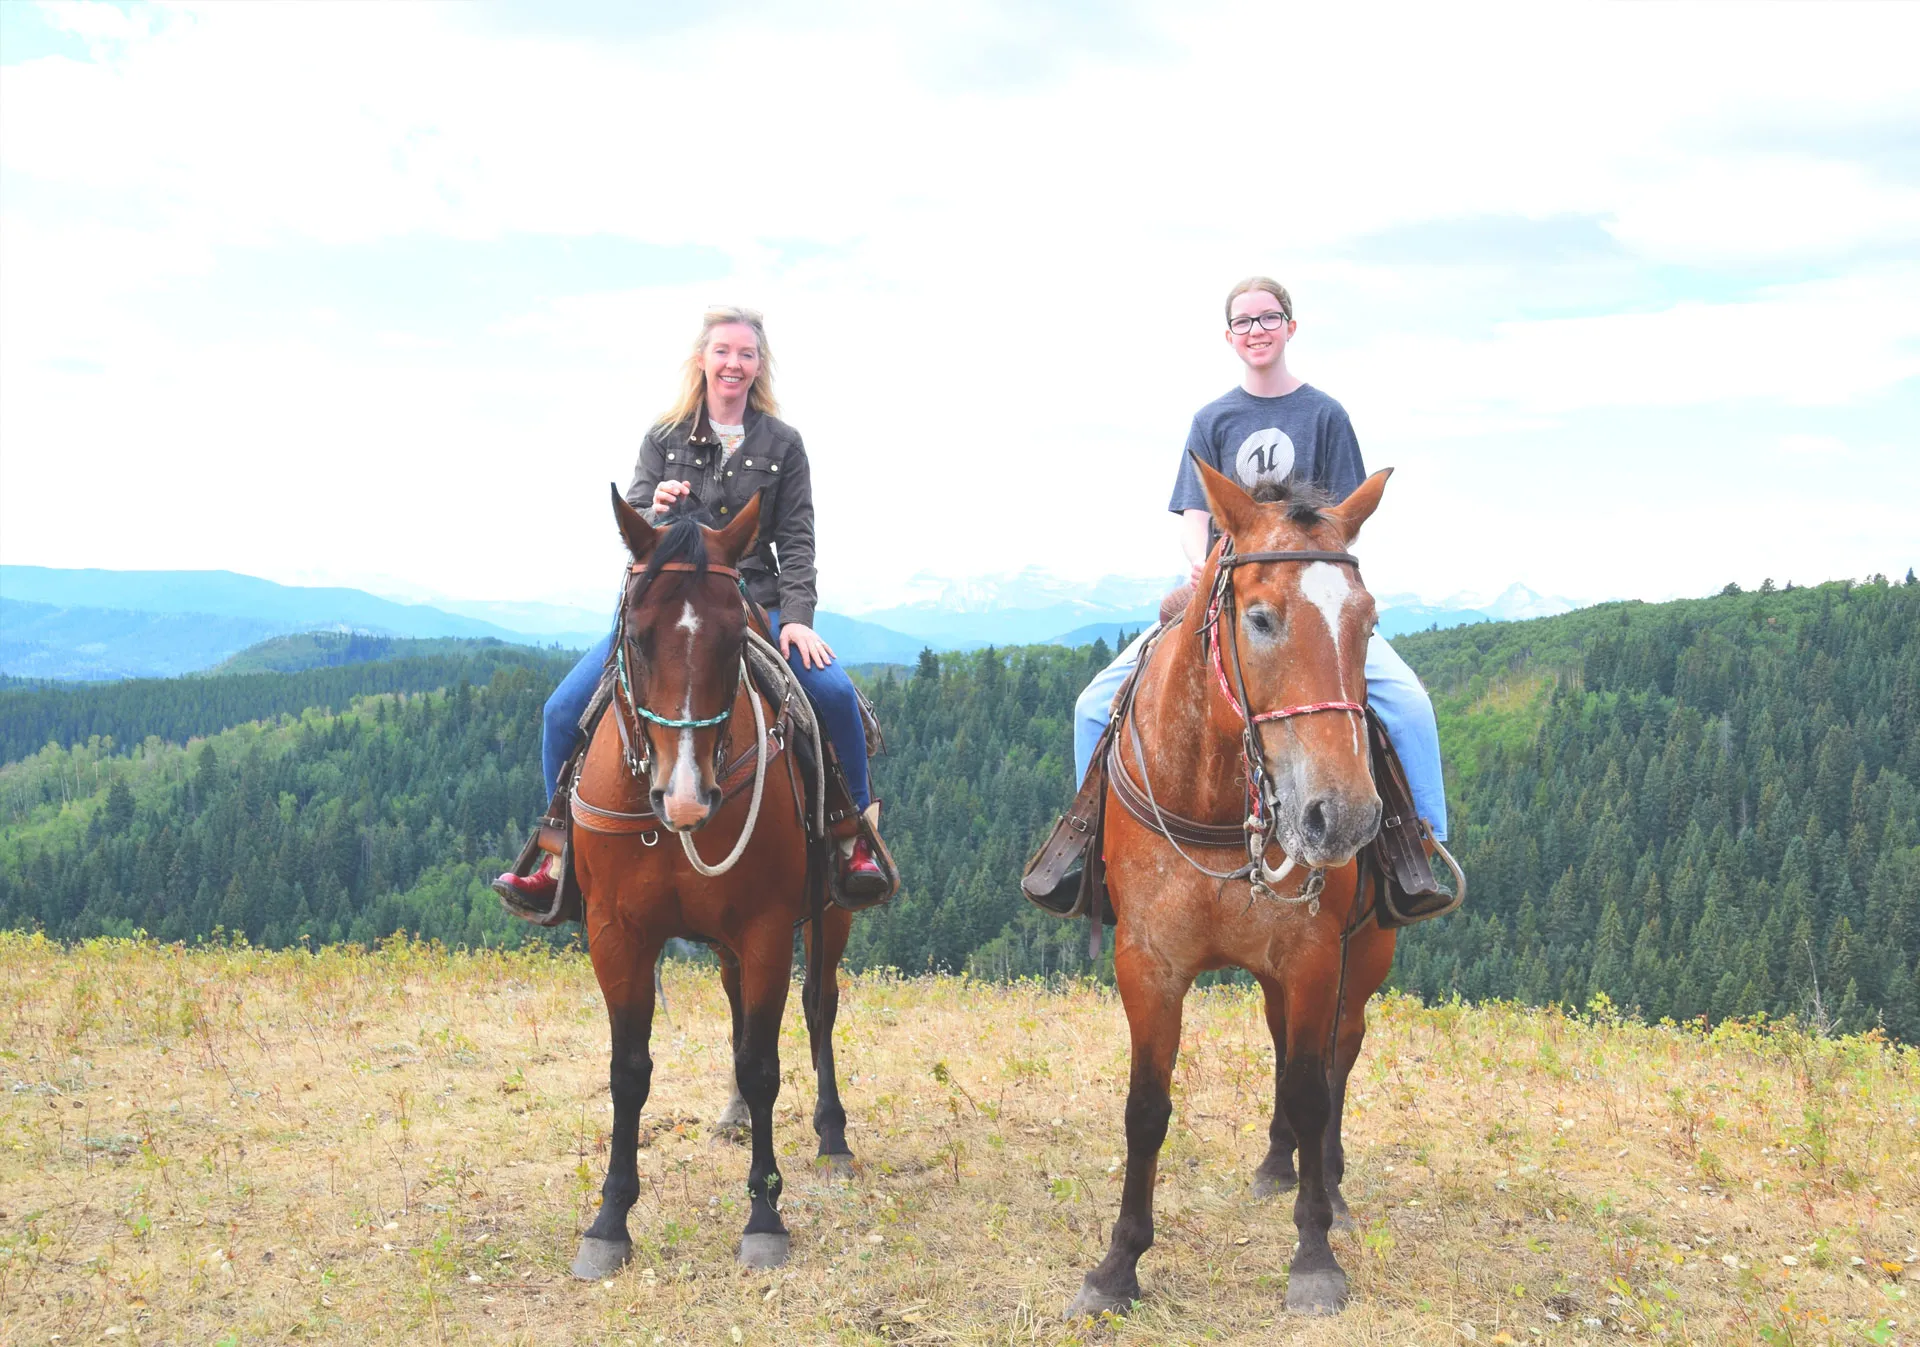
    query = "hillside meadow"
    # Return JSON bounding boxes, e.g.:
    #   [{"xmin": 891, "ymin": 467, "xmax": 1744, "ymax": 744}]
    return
[{"xmin": 2, "ymin": 936, "xmax": 1915, "ymax": 1345}]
